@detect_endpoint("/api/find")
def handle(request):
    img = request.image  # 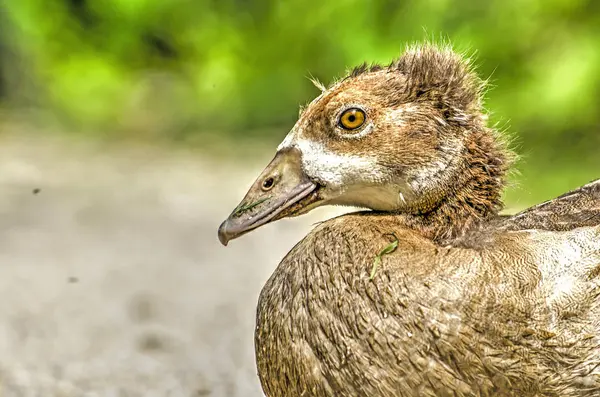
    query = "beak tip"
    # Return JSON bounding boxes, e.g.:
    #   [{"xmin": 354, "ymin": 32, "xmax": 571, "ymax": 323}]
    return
[{"xmin": 217, "ymin": 221, "xmax": 231, "ymax": 246}]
